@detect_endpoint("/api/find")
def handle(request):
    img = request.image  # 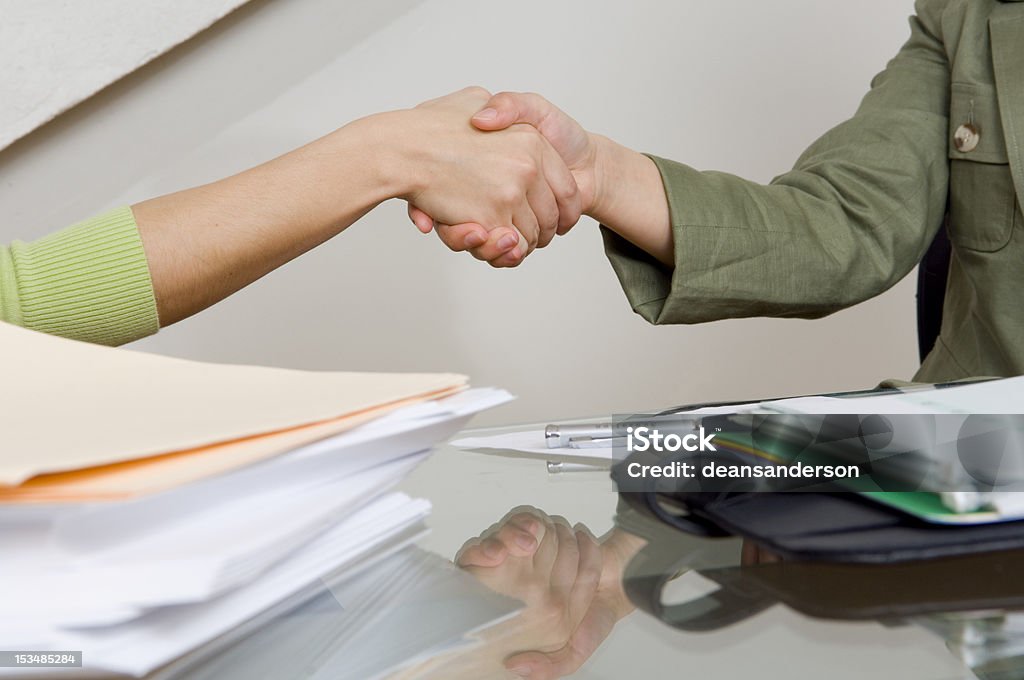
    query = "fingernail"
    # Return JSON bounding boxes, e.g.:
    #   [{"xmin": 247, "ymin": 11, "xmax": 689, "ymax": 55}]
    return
[
  {"xmin": 508, "ymin": 665, "xmax": 532, "ymax": 677},
  {"xmin": 473, "ymin": 107, "xmax": 498, "ymax": 122},
  {"xmin": 464, "ymin": 231, "xmax": 486, "ymax": 248},
  {"xmin": 497, "ymin": 234, "xmax": 518, "ymax": 251},
  {"xmin": 482, "ymin": 541, "xmax": 502, "ymax": 559},
  {"xmin": 515, "ymin": 533, "xmax": 536, "ymax": 551}
]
